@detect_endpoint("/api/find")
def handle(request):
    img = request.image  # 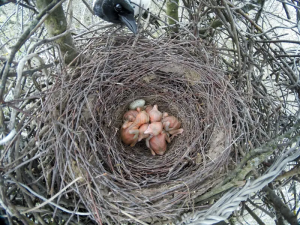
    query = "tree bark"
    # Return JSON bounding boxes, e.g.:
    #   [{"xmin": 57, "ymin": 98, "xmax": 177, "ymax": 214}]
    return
[
  {"xmin": 166, "ymin": 0, "xmax": 179, "ymax": 35},
  {"xmin": 36, "ymin": 0, "xmax": 78, "ymax": 65},
  {"xmin": 263, "ymin": 186, "xmax": 298, "ymax": 225}
]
